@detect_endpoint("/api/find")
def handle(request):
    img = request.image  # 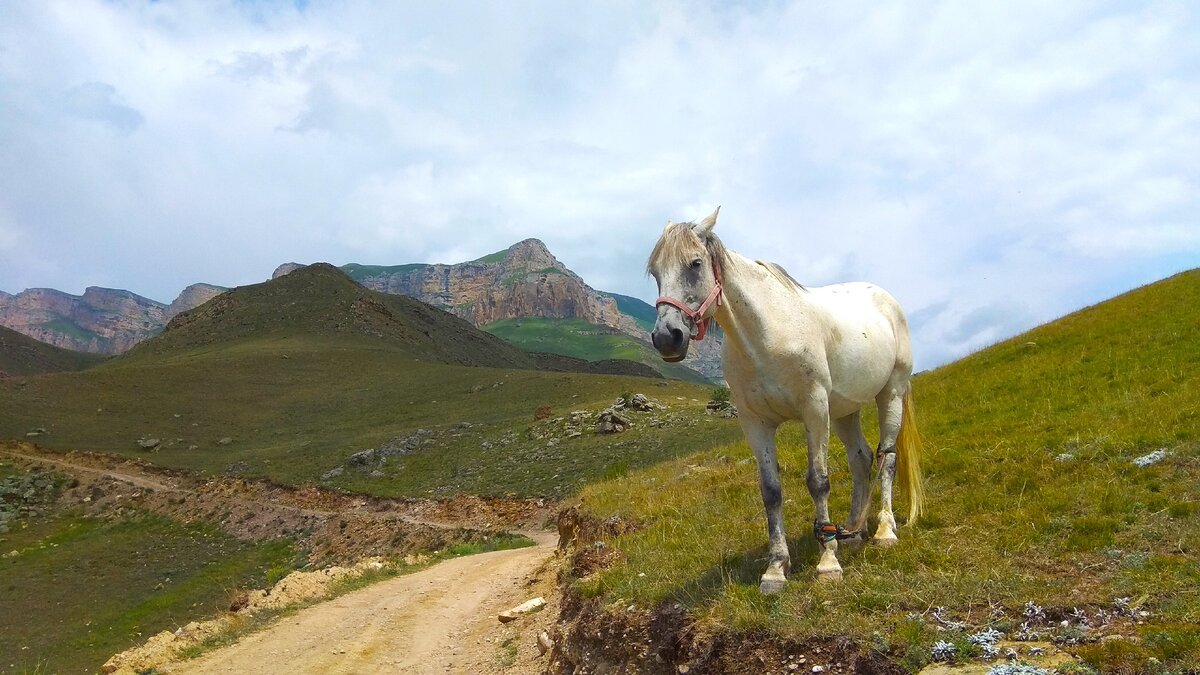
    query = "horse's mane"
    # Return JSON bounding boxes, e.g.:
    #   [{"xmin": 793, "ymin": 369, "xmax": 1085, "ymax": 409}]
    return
[
  {"xmin": 647, "ymin": 223, "xmax": 804, "ymax": 291},
  {"xmin": 757, "ymin": 261, "xmax": 806, "ymax": 291}
]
